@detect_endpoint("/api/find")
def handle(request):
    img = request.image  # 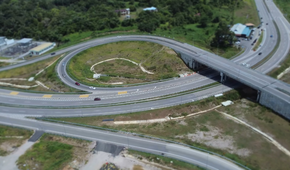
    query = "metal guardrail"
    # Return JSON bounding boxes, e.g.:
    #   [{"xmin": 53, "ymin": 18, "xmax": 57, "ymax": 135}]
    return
[{"xmin": 36, "ymin": 117, "xmax": 251, "ymax": 170}]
